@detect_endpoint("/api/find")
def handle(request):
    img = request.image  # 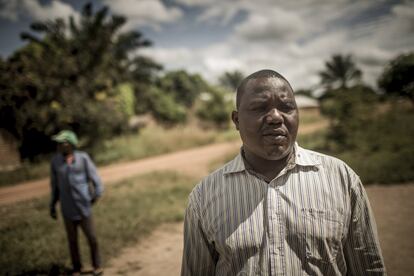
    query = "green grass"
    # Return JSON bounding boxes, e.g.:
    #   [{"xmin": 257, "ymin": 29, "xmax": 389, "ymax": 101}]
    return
[
  {"xmin": 0, "ymin": 171, "xmax": 198, "ymax": 275},
  {"xmin": 92, "ymin": 124, "xmax": 239, "ymax": 165},
  {"xmin": 298, "ymin": 109, "xmax": 325, "ymax": 125},
  {"xmin": 0, "ymin": 161, "xmax": 50, "ymax": 188},
  {"xmin": 0, "ymin": 125, "xmax": 239, "ymax": 187}
]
